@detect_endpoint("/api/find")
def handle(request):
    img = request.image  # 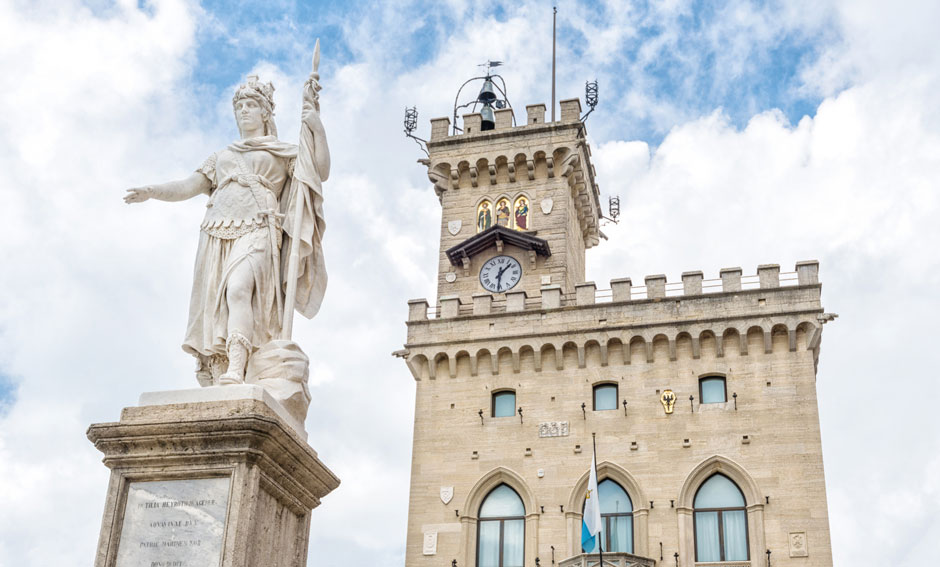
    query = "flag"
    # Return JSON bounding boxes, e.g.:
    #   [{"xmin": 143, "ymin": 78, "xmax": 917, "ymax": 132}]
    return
[{"xmin": 581, "ymin": 445, "xmax": 603, "ymax": 552}]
